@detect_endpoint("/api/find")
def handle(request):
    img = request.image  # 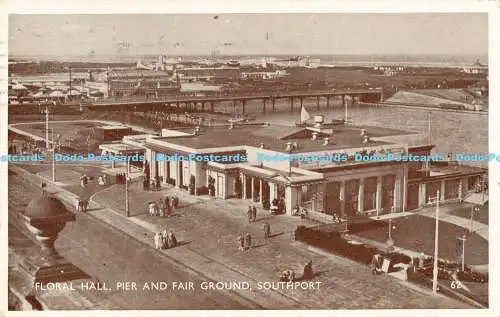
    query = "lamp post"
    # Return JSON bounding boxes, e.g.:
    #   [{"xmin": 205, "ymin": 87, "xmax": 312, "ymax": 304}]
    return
[
  {"xmin": 51, "ymin": 128, "xmax": 56, "ymax": 182},
  {"xmin": 428, "ymin": 189, "xmax": 441, "ymax": 295},
  {"xmin": 457, "ymin": 233, "xmax": 467, "ymax": 271},
  {"xmin": 125, "ymin": 174, "xmax": 130, "ymax": 217},
  {"xmin": 470, "ymin": 206, "xmax": 479, "ymax": 233},
  {"xmin": 45, "ymin": 106, "xmax": 50, "ymax": 149}
]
